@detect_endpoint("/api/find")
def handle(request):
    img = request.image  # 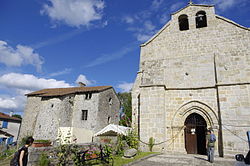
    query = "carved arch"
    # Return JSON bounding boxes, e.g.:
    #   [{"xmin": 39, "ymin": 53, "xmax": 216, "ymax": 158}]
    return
[{"xmin": 171, "ymin": 100, "xmax": 218, "ymax": 128}]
